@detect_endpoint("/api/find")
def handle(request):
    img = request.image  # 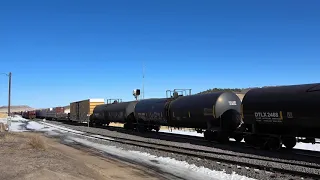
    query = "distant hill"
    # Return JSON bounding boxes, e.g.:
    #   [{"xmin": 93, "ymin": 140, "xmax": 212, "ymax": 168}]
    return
[{"xmin": 0, "ymin": 105, "xmax": 35, "ymax": 113}]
